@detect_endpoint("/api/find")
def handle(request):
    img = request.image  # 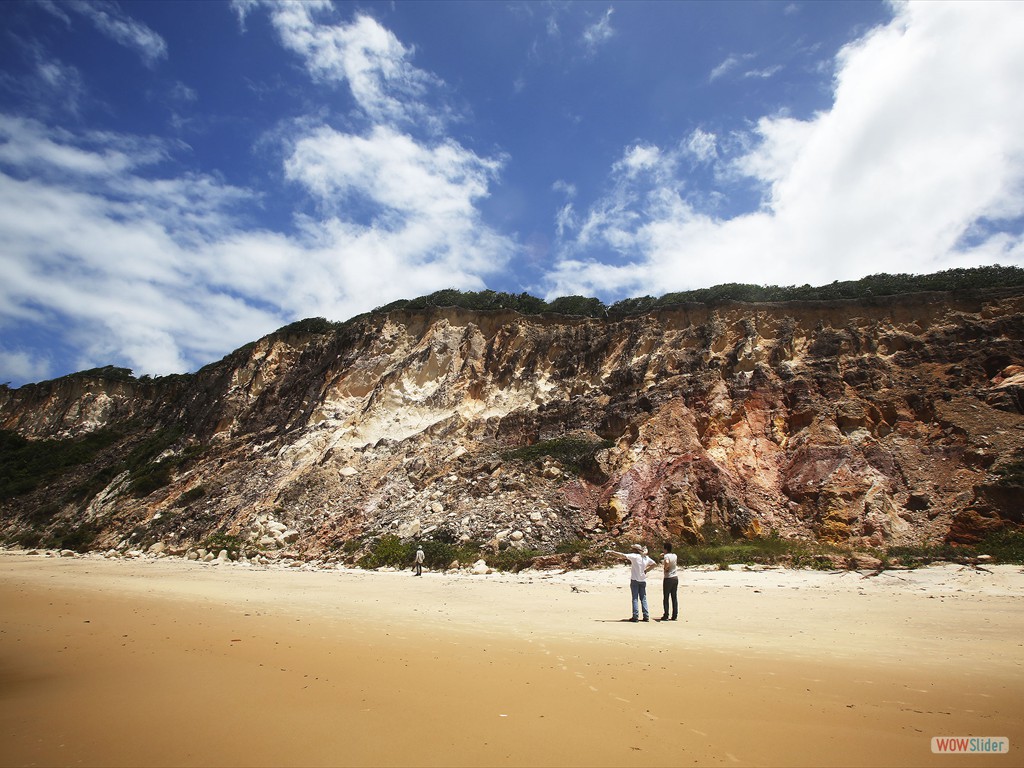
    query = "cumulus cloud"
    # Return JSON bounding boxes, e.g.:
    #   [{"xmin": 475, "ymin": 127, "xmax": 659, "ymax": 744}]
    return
[
  {"xmin": 251, "ymin": 1, "xmax": 445, "ymax": 129},
  {"xmin": 0, "ymin": 114, "xmax": 512, "ymax": 382},
  {"xmin": 546, "ymin": 0, "xmax": 1024, "ymax": 299},
  {"xmin": 0, "ymin": 117, "xmax": 266, "ymax": 378},
  {"xmin": 282, "ymin": 123, "xmax": 513, "ymax": 287},
  {"xmin": 285, "ymin": 125, "xmax": 501, "ymax": 220},
  {"xmin": 0, "ymin": 114, "xmax": 166, "ymax": 178},
  {"xmin": 615, "ymin": 144, "xmax": 664, "ymax": 178},
  {"xmin": 0, "ymin": 350, "xmax": 51, "ymax": 386},
  {"xmin": 0, "ymin": 6, "xmax": 516, "ymax": 384}
]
